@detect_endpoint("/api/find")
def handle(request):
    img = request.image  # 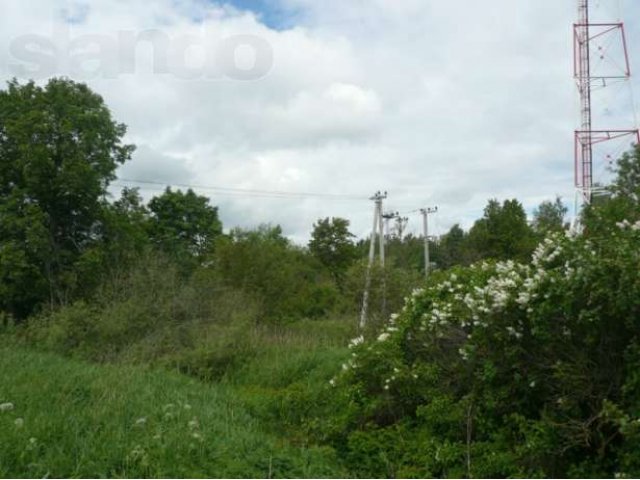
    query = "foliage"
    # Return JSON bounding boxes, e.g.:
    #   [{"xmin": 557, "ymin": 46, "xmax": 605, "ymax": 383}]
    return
[
  {"xmin": 0, "ymin": 345, "xmax": 346, "ymax": 478},
  {"xmin": 213, "ymin": 225, "xmax": 342, "ymax": 322},
  {"xmin": 436, "ymin": 224, "xmax": 472, "ymax": 269},
  {"xmin": 467, "ymin": 199, "xmax": 536, "ymax": 263},
  {"xmin": 384, "ymin": 233, "xmax": 426, "ymax": 273},
  {"xmin": 0, "ymin": 79, "xmax": 134, "ymax": 318},
  {"xmin": 327, "ymin": 210, "xmax": 640, "ymax": 477},
  {"xmin": 321, "ymin": 148, "xmax": 640, "ymax": 478},
  {"xmin": 22, "ymin": 253, "xmax": 259, "ymax": 380},
  {"xmin": 147, "ymin": 187, "xmax": 222, "ymax": 269},
  {"xmin": 309, "ymin": 217, "xmax": 358, "ymax": 288},
  {"xmin": 532, "ymin": 196, "xmax": 569, "ymax": 236},
  {"xmin": 343, "ymin": 259, "xmax": 422, "ymax": 332},
  {"xmin": 70, "ymin": 187, "xmax": 152, "ymax": 298}
]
